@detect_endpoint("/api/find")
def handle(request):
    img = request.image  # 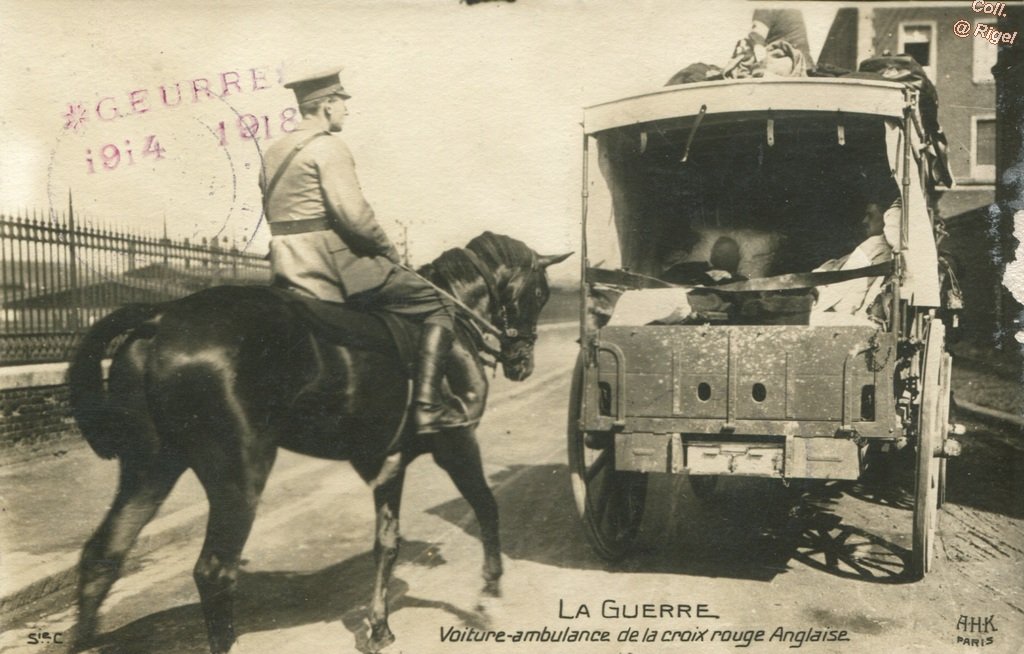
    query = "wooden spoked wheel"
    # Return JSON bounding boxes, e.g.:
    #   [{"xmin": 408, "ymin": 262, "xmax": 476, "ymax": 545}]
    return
[
  {"xmin": 937, "ymin": 458, "xmax": 948, "ymax": 509},
  {"xmin": 936, "ymin": 354, "xmax": 952, "ymax": 509},
  {"xmin": 568, "ymin": 356, "xmax": 648, "ymax": 561},
  {"xmin": 911, "ymin": 319, "xmax": 950, "ymax": 579}
]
